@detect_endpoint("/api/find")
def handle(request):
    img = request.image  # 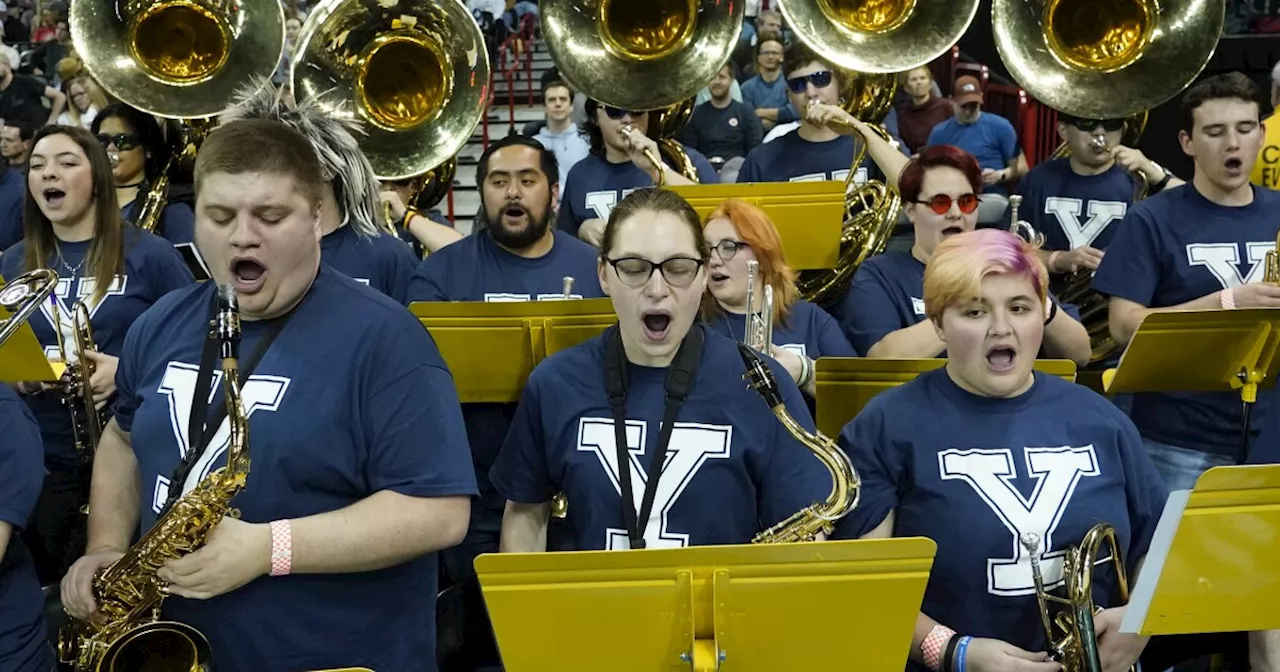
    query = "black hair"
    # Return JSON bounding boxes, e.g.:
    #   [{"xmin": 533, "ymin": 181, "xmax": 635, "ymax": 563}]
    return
[
  {"xmin": 90, "ymin": 102, "xmax": 171, "ymax": 181},
  {"xmin": 475, "ymin": 133, "xmax": 560, "ymax": 187}
]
